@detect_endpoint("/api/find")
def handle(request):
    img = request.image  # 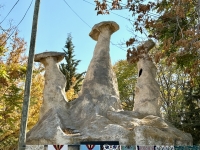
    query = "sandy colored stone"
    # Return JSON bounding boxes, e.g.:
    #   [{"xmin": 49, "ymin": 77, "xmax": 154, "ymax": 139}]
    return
[
  {"xmin": 26, "ymin": 22, "xmax": 192, "ymax": 146},
  {"xmin": 34, "ymin": 52, "xmax": 68, "ymax": 119},
  {"xmin": 34, "ymin": 51, "xmax": 65, "ymax": 62},
  {"xmin": 71, "ymin": 21, "xmax": 122, "ymax": 122},
  {"xmin": 89, "ymin": 21, "xmax": 119, "ymax": 41},
  {"xmin": 129, "ymin": 40, "xmax": 161, "ymax": 116}
]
